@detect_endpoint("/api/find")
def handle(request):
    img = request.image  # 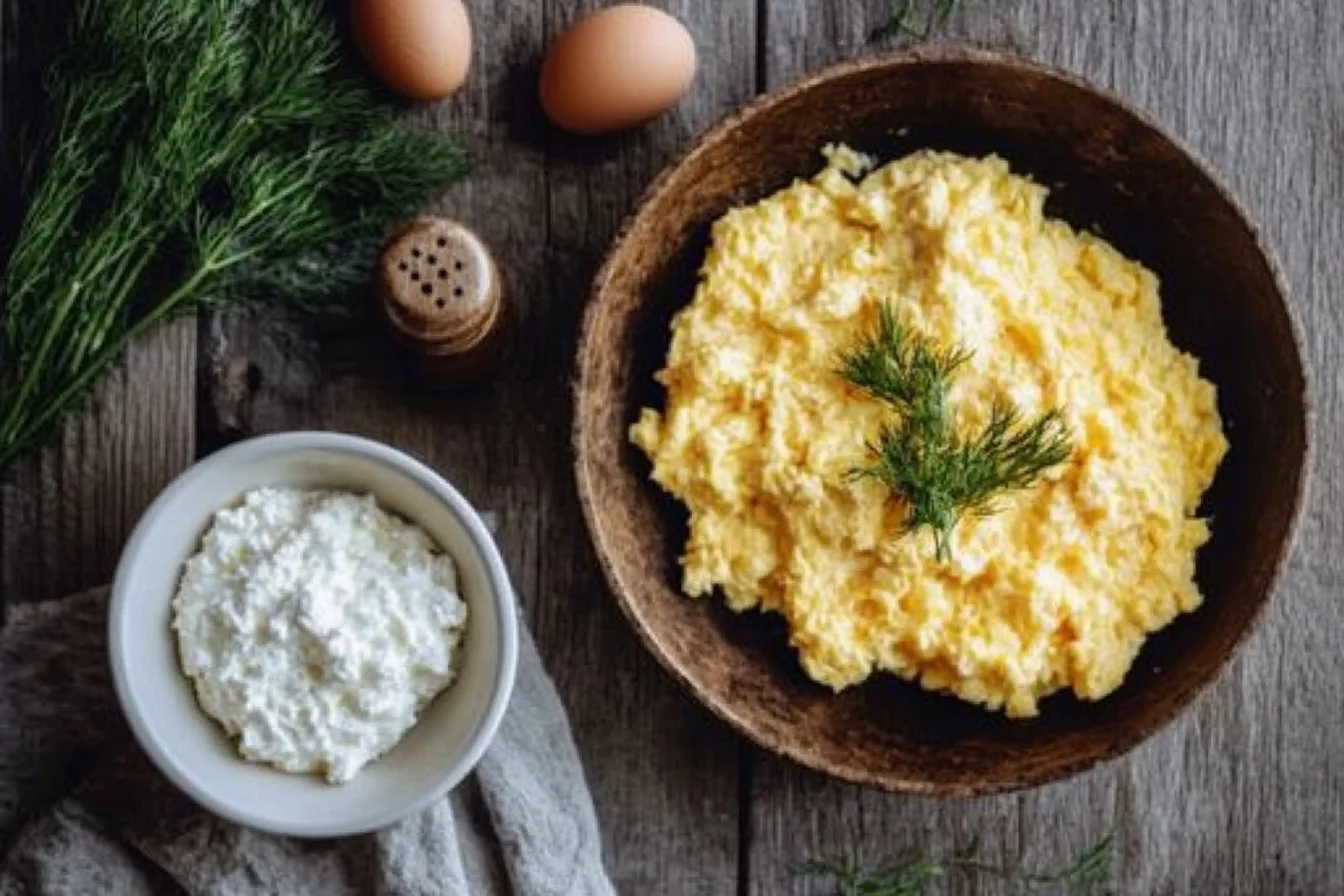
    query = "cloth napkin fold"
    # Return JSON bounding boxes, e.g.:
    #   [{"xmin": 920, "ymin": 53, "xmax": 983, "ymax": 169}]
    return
[{"xmin": 0, "ymin": 587, "xmax": 617, "ymax": 896}]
